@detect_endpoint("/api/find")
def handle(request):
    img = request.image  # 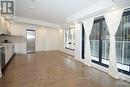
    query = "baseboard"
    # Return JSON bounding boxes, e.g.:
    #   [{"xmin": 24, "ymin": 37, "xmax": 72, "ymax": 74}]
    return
[{"xmin": 58, "ymin": 50, "xmax": 74, "ymax": 57}]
